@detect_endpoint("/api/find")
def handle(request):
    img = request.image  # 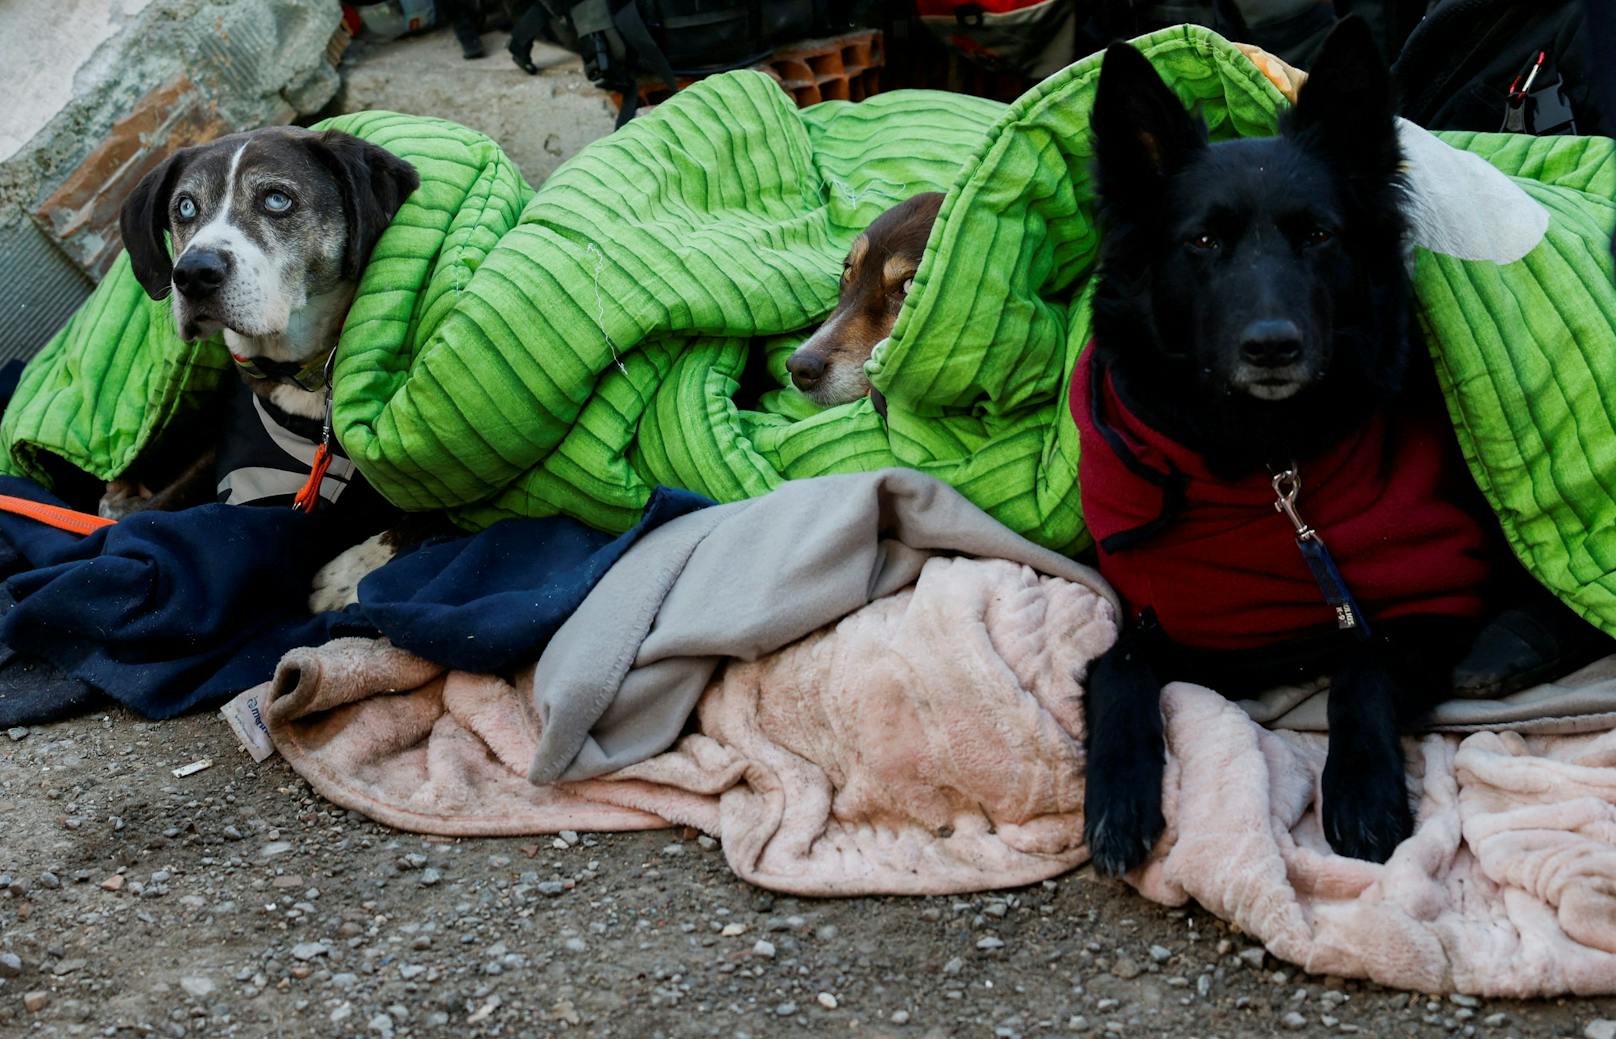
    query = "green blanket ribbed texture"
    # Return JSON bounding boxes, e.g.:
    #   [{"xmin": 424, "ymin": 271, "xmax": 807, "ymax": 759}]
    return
[
  {"xmin": 1415, "ymin": 133, "xmax": 1616, "ymax": 634},
  {"xmin": 5, "ymin": 26, "xmax": 1615, "ymax": 630}
]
